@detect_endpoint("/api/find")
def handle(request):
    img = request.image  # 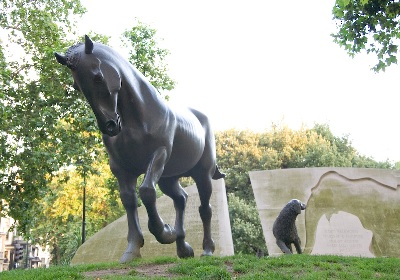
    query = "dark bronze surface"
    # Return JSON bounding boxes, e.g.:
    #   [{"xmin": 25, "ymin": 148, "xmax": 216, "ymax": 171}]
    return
[{"xmin": 55, "ymin": 35, "xmax": 224, "ymax": 263}]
